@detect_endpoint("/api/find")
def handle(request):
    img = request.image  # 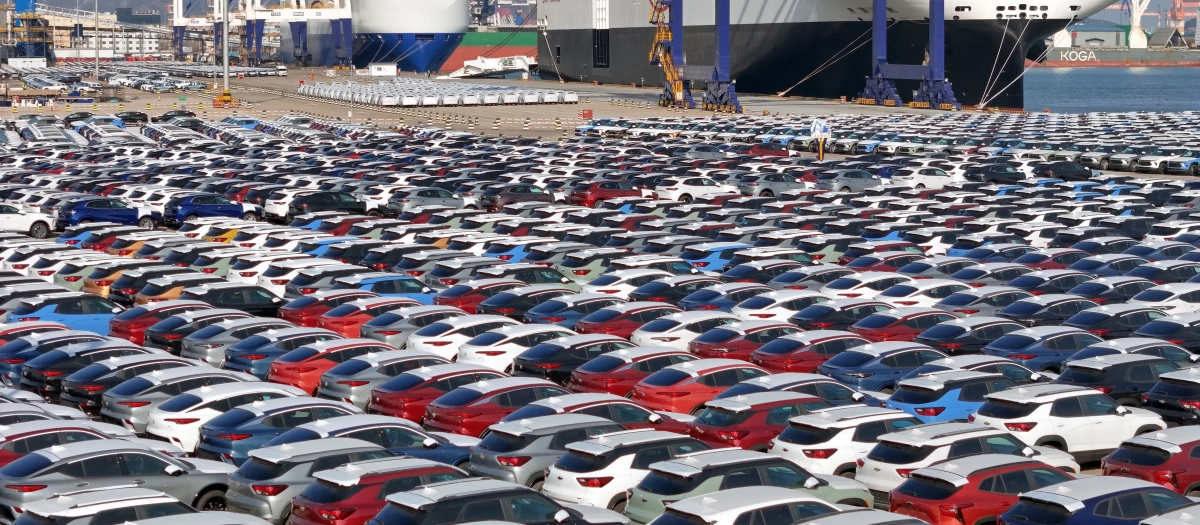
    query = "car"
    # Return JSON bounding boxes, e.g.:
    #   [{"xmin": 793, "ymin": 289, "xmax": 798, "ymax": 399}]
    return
[
  {"xmin": 888, "ymin": 454, "xmax": 1077, "ymax": 525},
  {"xmin": 373, "ymin": 477, "xmax": 627, "ymax": 525},
  {"xmin": 813, "ymin": 170, "xmax": 883, "ymax": 192},
  {"xmin": 575, "ymin": 302, "xmax": 683, "ymax": 339},
  {"xmin": 143, "ymin": 308, "xmax": 251, "ymax": 354},
  {"xmin": 287, "ymin": 192, "xmax": 368, "ymax": 219},
  {"xmin": 57, "ymin": 353, "xmax": 198, "ymax": 419},
  {"xmin": 790, "ymin": 299, "xmax": 895, "ymax": 332},
  {"xmin": 623, "ymin": 448, "xmax": 872, "ymax": 524},
  {"xmin": 997, "ymin": 476, "xmax": 1192, "ymax": 525},
  {"xmin": 887, "ymin": 370, "xmax": 1018, "ymax": 423},
  {"xmin": 768, "ymin": 405, "xmax": 923, "ymax": 477},
  {"xmin": 359, "ymin": 305, "xmax": 467, "ymax": 348},
  {"xmin": 277, "ymin": 289, "xmax": 378, "ymax": 327},
  {"xmin": 480, "ymin": 184, "xmax": 556, "ymax": 211},
  {"xmin": 331, "ymin": 274, "xmax": 434, "ymax": 303},
  {"xmin": 817, "ymin": 342, "xmax": 948, "ymax": 393},
  {"xmin": 224, "ymin": 437, "xmax": 391, "ymax": 524},
  {"xmin": 687, "ymin": 391, "xmax": 833, "ymax": 451},
  {"xmin": 265, "ymin": 413, "xmax": 477, "ymax": 466},
  {"xmin": 855, "ymin": 422, "xmax": 1081, "ymax": 507},
  {"xmin": 162, "ymin": 194, "xmax": 262, "ymax": 226},
  {"xmin": 365, "ymin": 363, "xmax": 506, "ymax": 422},
  {"xmin": 405, "ymin": 314, "xmax": 522, "ymax": 359},
  {"xmin": 19, "ymin": 340, "xmax": 152, "ymax": 402},
  {"xmin": 57, "ymin": 197, "xmax": 156, "ymax": 229},
  {"xmin": 268, "ymin": 339, "xmax": 396, "ymax": 395},
  {"xmin": 629, "ymin": 311, "xmax": 739, "ymax": 350},
  {"xmin": 99, "ymin": 366, "xmax": 251, "ymax": 434},
  {"xmin": 144, "ymin": 381, "xmax": 306, "ymax": 453},
  {"xmin": 15, "ymin": 486, "xmax": 206, "ymax": 524},
  {"xmin": 468, "ymin": 413, "xmax": 626, "ymax": 486},
  {"xmin": 730, "ymin": 289, "xmax": 831, "ymax": 321},
  {"xmin": 6, "ymin": 292, "xmax": 123, "ymax": 334},
  {"xmin": 972, "ymin": 383, "xmax": 1167, "ymax": 463},
  {"xmin": 996, "ymin": 294, "xmax": 1100, "ymax": 327},
  {"xmin": 628, "ymin": 358, "xmax": 768, "ymax": 414},
  {"xmin": 0, "ymin": 440, "xmax": 234, "ymax": 515},
  {"xmin": 421, "ymin": 377, "xmax": 568, "ymax": 437},
  {"xmin": 313, "ymin": 349, "xmax": 448, "ymax": 408},
  {"xmin": 287, "ymin": 457, "xmax": 469, "ymax": 525},
  {"xmin": 508, "ymin": 335, "xmax": 635, "ymax": 386},
  {"xmin": 0, "ymin": 203, "xmax": 56, "ymax": 239},
  {"xmin": 152, "ymin": 110, "xmax": 197, "ymax": 123},
  {"xmin": 180, "ymin": 317, "xmax": 295, "ymax": 367},
  {"xmin": 315, "ymin": 297, "xmax": 425, "ymax": 338},
  {"xmin": 195, "ymin": 396, "xmax": 362, "ymax": 466},
  {"xmin": 848, "ymin": 307, "xmax": 959, "ymax": 343},
  {"xmin": 981, "ymin": 326, "xmax": 1105, "ymax": 374},
  {"xmin": 1101, "ymin": 426, "xmax": 1200, "ymax": 496}
]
